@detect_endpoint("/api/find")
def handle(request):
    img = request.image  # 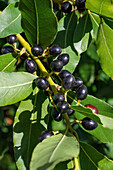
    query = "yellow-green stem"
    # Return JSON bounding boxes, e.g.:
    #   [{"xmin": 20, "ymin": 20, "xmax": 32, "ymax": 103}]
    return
[
  {"xmin": 74, "ymin": 157, "xmax": 81, "ymax": 170},
  {"xmin": 16, "ymin": 34, "xmax": 57, "ymax": 94}
]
